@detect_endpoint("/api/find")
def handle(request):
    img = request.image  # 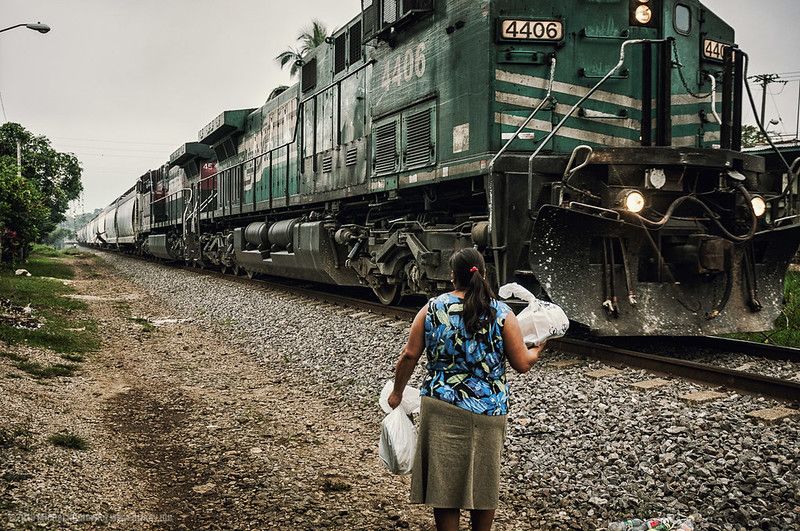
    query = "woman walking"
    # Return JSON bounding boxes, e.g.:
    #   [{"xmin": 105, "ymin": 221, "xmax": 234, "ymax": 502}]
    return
[{"xmin": 388, "ymin": 248, "xmax": 544, "ymax": 531}]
